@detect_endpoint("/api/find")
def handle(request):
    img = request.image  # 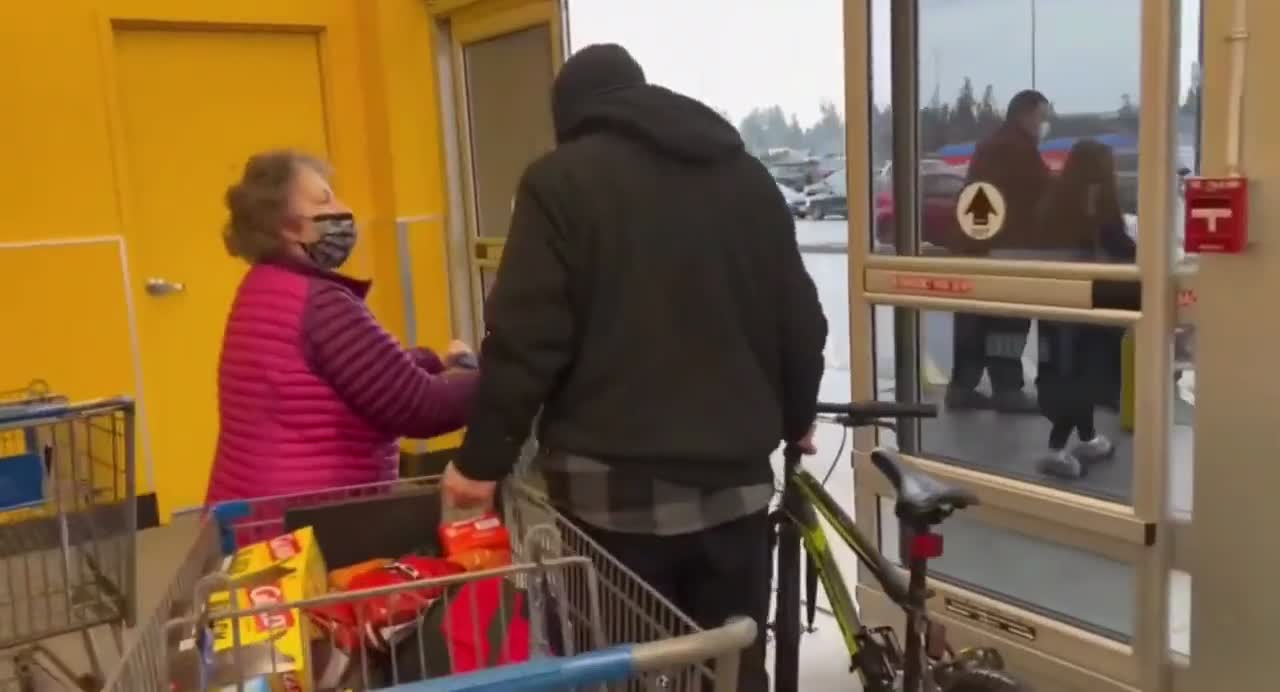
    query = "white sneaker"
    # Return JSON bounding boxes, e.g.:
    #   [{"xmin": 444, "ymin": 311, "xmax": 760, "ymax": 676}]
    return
[
  {"xmin": 1073, "ymin": 434, "xmax": 1115, "ymax": 461},
  {"xmin": 1038, "ymin": 449, "xmax": 1084, "ymax": 479}
]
